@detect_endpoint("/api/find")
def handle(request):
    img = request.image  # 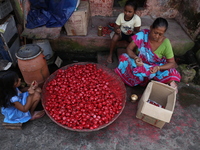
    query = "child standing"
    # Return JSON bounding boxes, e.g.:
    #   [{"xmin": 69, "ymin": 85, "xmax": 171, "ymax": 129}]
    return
[
  {"xmin": 107, "ymin": 0, "xmax": 141, "ymax": 63},
  {"xmin": 0, "ymin": 70, "xmax": 45, "ymax": 124}
]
